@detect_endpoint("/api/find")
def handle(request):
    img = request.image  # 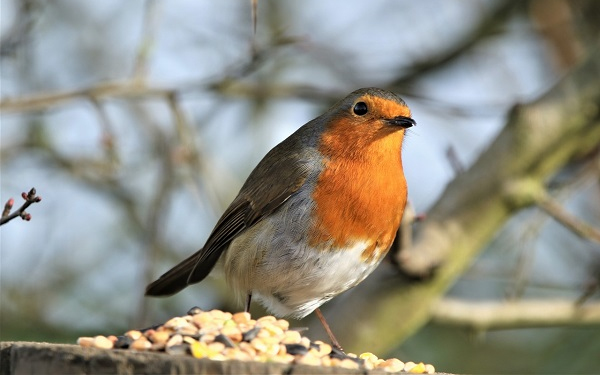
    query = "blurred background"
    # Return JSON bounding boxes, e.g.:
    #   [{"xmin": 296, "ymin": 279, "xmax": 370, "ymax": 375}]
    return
[{"xmin": 1, "ymin": 0, "xmax": 599, "ymax": 374}]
